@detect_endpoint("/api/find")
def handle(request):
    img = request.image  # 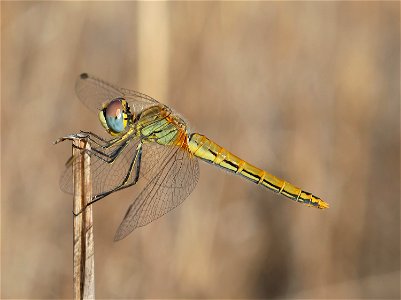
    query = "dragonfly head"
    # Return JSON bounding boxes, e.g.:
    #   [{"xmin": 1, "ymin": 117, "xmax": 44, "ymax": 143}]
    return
[{"xmin": 99, "ymin": 98, "xmax": 133, "ymax": 136}]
